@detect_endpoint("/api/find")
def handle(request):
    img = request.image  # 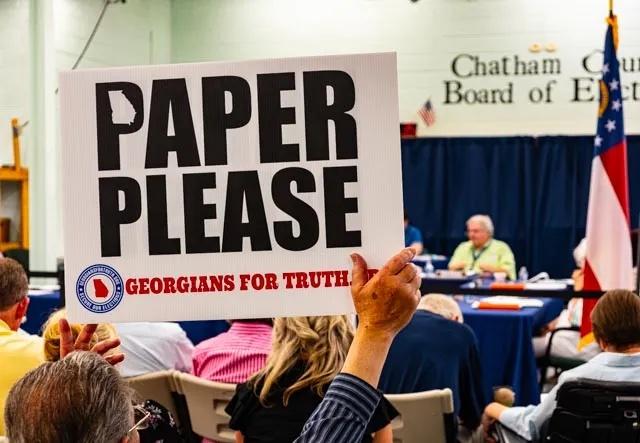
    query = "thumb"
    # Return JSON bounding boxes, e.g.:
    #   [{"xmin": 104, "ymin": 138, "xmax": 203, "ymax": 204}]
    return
[{"xmin": 350, "ymin": 253, "xmax": 369, "ymax": 292}]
